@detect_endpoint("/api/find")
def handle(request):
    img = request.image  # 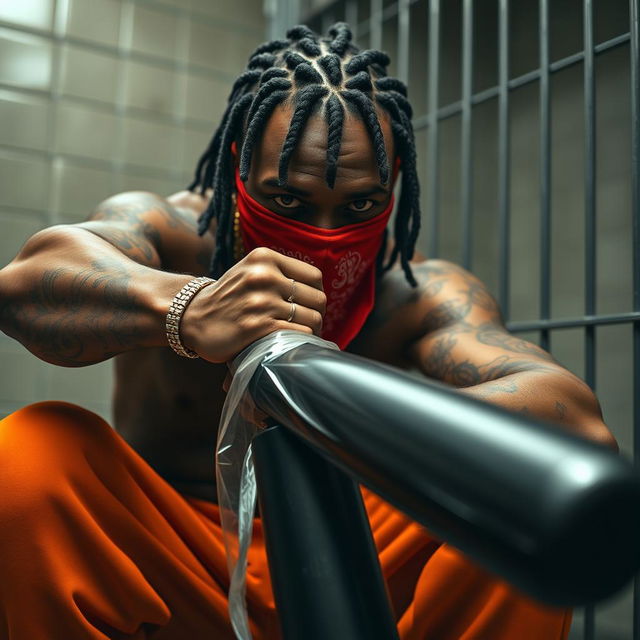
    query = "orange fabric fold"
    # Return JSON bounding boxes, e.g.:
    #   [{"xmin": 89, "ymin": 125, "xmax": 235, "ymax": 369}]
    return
[{"xmin": 0, "ymin": 402, "xmax": 572, "ymax": 639}]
